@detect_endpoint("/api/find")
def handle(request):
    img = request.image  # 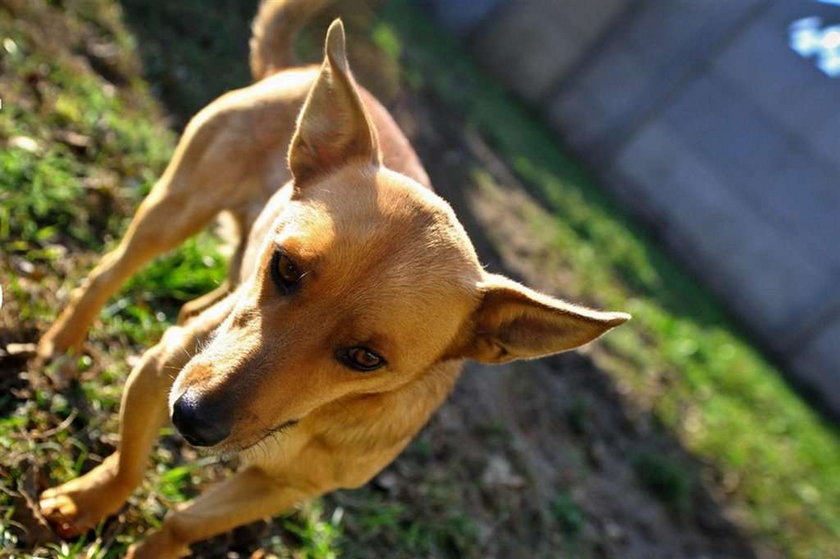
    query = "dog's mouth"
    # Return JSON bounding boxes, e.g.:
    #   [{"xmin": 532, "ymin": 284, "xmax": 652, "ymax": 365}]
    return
[
  {"xmin": 195, "ymin": 418, "xmax": 300, "ymax": 456},
  {"xmin": 239, "ymin": 418, "xmax": 300, "ymax": 452}
]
